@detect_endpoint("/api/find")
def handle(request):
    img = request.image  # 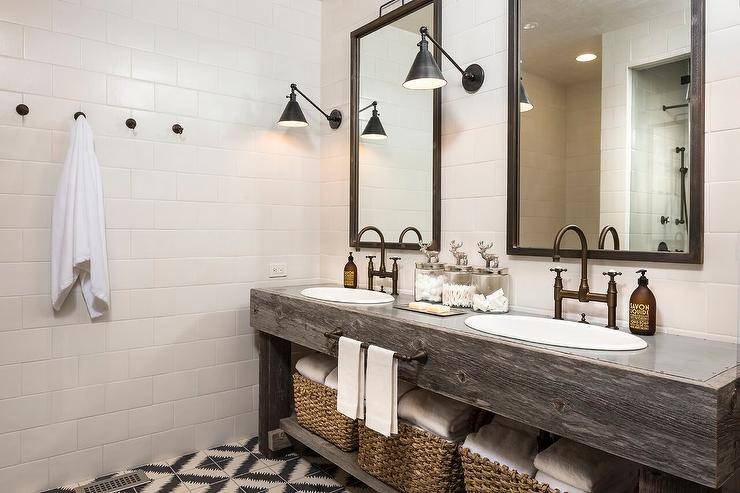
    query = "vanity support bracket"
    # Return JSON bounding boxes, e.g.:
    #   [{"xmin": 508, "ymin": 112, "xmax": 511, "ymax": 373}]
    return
[{"xmin": 258, "ymin": 332, "xmax": 292, "ymax": 458}]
